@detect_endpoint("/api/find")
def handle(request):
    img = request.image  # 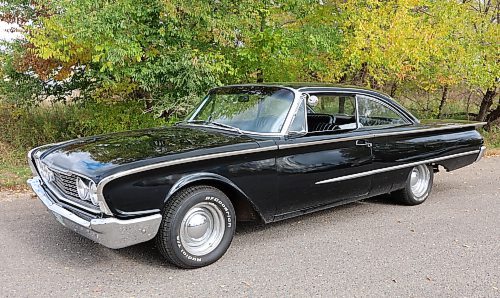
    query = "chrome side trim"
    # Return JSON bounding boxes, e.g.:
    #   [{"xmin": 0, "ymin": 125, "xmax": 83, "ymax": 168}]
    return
[
  {"xmin": 96, "ymin": 145, "xmax": 279, "ymax": 205},
  {"xmin": 315, "ymin": 149, "xmax": 480, "ymax": 185},
  {"xmin": 475, "ymin": 145, "xmax": 487, "ymax": 162},
  {"xmin": 280, "ymin": 135, "xmax": 367, "ymax": 150},
  {"xmin": 116, "ymin": 209, "xmax": 161, "ymax": 216},
  {"xmin": 279, "ymin": 123, "xmax": 487, "ymax": 150}
]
